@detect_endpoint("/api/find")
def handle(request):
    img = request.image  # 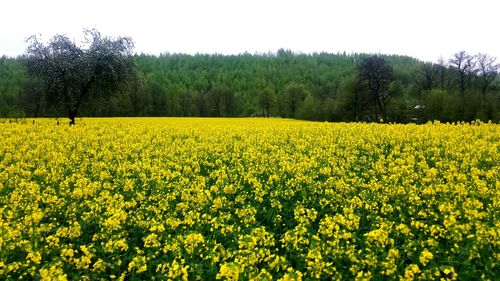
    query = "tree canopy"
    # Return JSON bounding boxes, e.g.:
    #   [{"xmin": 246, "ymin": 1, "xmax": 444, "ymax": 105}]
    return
[
  {"xmin": 0, "ymin": 45, "xmax": 499, "ymax": 123},
  {"xmin": 357, "ymin": 55, "xmax": 394, "ymax": 121},
  {"xmin": 25, "ymin": 29, "xmax": 137, "ymax": 124}
]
